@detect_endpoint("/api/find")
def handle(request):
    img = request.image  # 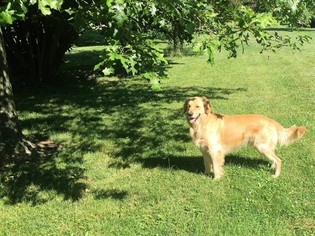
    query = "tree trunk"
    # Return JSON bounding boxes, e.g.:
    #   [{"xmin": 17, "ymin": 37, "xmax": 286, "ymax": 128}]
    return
[{"xmin": 0, "ymin": 27, "xmax": 32, "ymax": 166}]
